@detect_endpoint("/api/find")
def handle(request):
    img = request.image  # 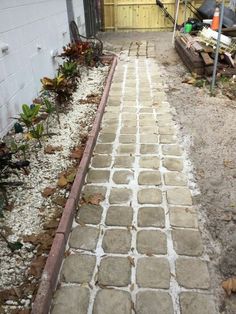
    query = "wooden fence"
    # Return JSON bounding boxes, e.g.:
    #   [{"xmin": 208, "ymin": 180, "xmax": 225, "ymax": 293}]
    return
[{"xmin": 102, "ymin": 0, "xmax": 202, "ymax": 31}]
